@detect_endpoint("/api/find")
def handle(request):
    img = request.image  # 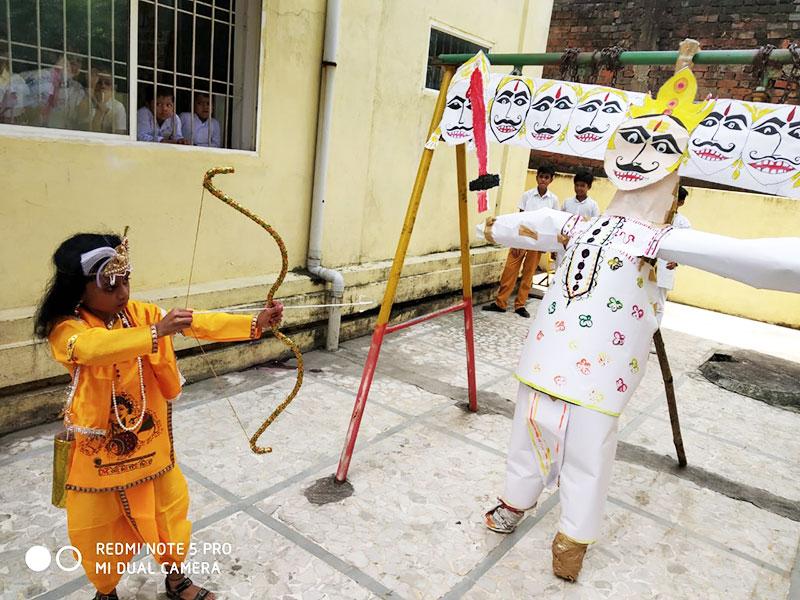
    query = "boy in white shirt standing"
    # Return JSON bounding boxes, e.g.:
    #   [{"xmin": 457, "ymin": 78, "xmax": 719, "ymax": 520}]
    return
[
  {"xmin": 483, "ymin": 164, "xmax": 559, "ymax": 318},
  {"xmin": 562, "ymin": 169, "xmax": 600, "ymax": 219},
  {"xmin": 180, "ymin": 92, "xmax": 221, "ymax": 148}
]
